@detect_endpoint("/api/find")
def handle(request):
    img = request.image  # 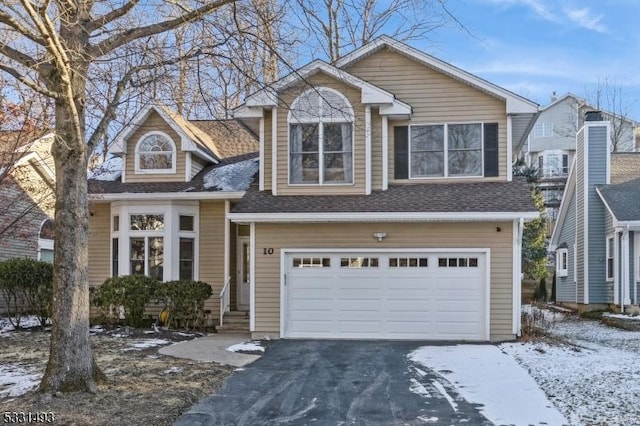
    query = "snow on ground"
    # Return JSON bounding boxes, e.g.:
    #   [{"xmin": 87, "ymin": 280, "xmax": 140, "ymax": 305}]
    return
[
  {"xmin": 0, "ymin": 315, "xmax": 44, "ymax": 334},
  {"xmin": 226, "ymin": 341, "xmax": 265, "ymax": 353},
  {"xmin": 502, "ymin": 314, "xmax": 640, "ymax": 425},
  {"xmin": 203, "ymin": 158, "xmax": 259, "ymax": 191},
  {"xmin": 603, "ymin": 312, "xmax": 640, "ymax": 321},
  {"xmin": 0, "ymin": 364, "xmax": 42, "ymax": 398},
  {"xmin": 410, "ymin": 345, "xmax": 566, "ymax": 426},
  {"xmin": 123, "ymin": 339, "xmax": 170, "ymax": 351}
]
